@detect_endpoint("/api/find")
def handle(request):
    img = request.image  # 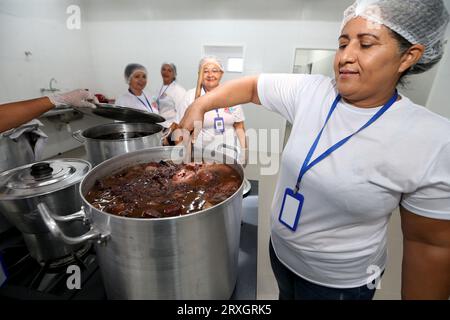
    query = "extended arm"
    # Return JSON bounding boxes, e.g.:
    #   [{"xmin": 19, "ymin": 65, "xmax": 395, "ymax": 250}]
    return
[
  {"xmin": 400, "ymin": 206, "xmax": 450, "ymax": 299},
  {"xmin": 0, "ymin": 97, "xmax": 54, "ymax": 133},
  {"xmin": 179, "ymin": 76, "xmax": 260, "ymax": 132},
  {"xmin": 0, "ymin": 89, "xmax": 95, "ymax": 133}
]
